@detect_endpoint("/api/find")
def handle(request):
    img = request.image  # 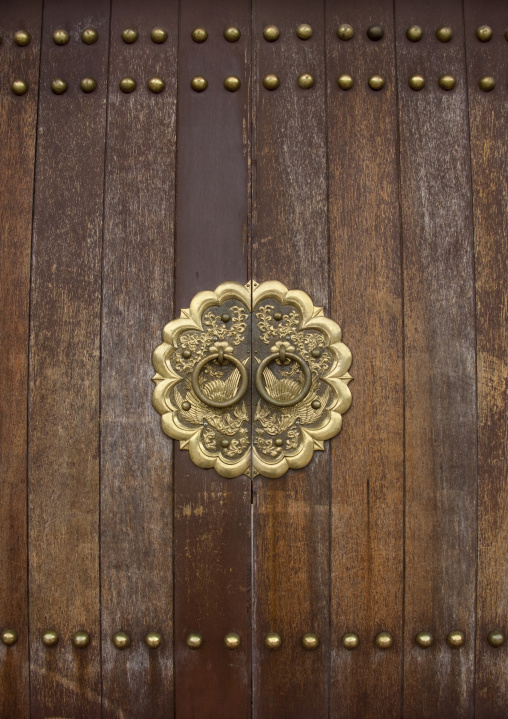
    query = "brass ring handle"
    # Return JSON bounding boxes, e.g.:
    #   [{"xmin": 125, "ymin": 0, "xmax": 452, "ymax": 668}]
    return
[
  {"xmin": 255, "ymin": 351, "xmax": 312, "ymax": 408},
  {"xmin": 191, "ymin": 353, "xmax": 248, "ymax": 409}
]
